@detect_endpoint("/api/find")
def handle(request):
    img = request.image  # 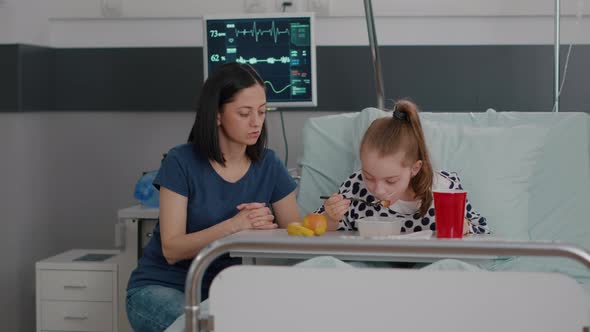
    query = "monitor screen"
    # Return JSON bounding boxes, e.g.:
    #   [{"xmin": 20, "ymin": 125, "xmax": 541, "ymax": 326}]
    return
[{"xmin": 203, "ymin": 13, "xmax": 317, "ymax": 108}]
